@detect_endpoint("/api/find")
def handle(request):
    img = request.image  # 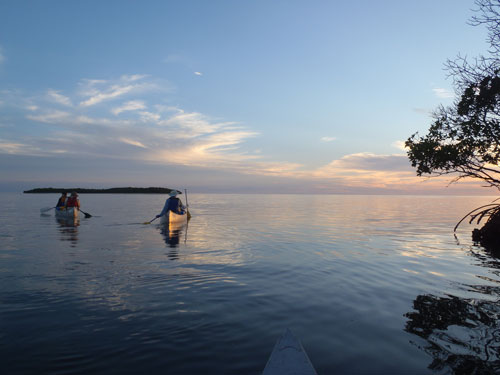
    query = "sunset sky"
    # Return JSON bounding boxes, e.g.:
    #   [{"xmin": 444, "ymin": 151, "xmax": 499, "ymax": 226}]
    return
[{"xmin": 0, "ymin": 0, "xmax": 493, "ymax": 194}]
